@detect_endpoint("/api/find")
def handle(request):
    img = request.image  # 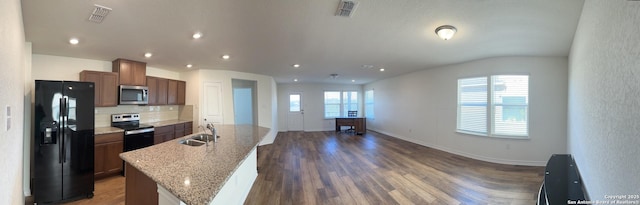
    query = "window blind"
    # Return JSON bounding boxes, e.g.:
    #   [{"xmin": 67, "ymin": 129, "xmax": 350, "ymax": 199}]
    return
[{"xmin": 457, "ymin": 77, "xmax": 488, "ymax": 134}]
